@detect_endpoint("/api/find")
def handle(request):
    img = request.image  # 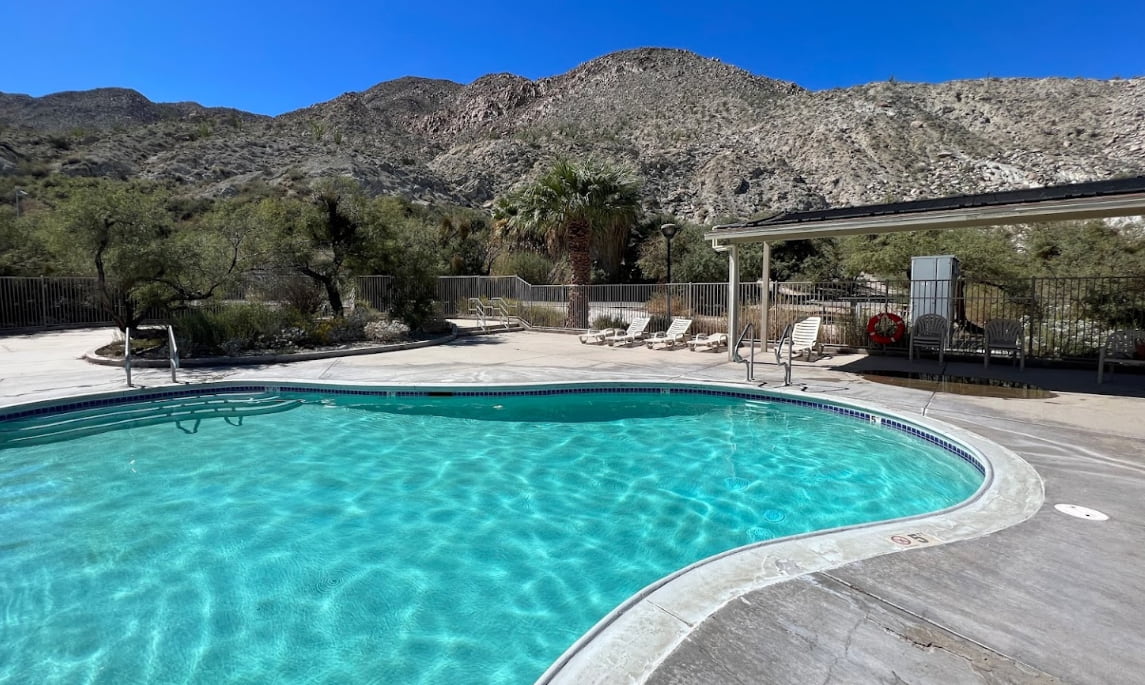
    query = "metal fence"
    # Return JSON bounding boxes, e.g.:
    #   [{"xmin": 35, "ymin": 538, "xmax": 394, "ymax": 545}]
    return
[
  {"xmin": 436, "ymin": 275, "xmax": 1145, "ymax": 361},
  {"xmin": 1, "ymin": 277, "xmax": 114, "ymax": 329},
  {"xmin": 5, "ymin": 274, "xmax": 1144, "ymax": 361}
]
